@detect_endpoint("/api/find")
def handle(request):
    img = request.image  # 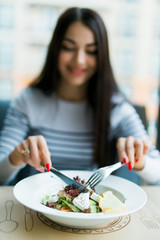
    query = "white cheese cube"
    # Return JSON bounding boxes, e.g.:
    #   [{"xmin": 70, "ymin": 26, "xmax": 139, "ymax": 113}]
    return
[
  {"xmin": 47, "ymin": 194, "xmax": 59, "ymax": 203},
  {"xmin": 73, "ymin": 192, "xmax": 90, "ymax": 211},
  {"xmin": 90, "ymin": 192, "xmax": 100, "ymax": 203}
]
